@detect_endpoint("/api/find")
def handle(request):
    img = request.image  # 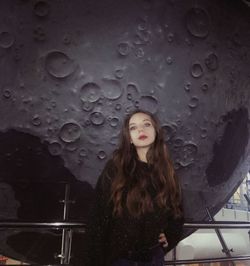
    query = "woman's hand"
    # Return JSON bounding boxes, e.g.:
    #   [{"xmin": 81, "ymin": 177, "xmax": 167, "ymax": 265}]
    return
[{"xmin": 158, "ymin": 233, "xmax": 168, "ymax": 248}]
